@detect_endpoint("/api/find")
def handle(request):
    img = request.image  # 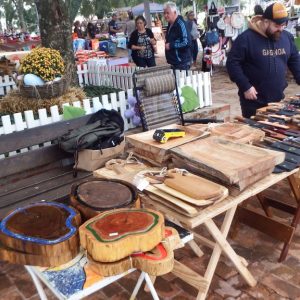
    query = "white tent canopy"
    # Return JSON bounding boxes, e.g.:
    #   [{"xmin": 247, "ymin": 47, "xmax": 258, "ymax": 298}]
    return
[{"xmin": 131, "ymin": 2, "xmax": 164, "ymax": 16}]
